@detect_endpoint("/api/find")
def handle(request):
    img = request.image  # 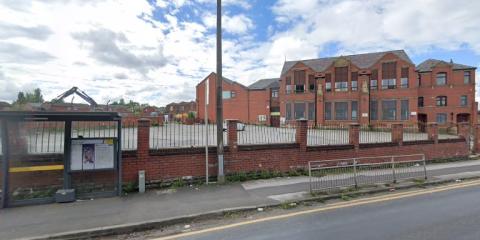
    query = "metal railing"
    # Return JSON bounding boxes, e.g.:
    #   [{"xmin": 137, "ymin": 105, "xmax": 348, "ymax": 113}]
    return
[
  {"xmin": 308, "ymin": 154, "xmax": 426, "ymax": 193},
  {"xmin": 307, "ymin": 125, "xmax": 349, "ymax": 146},
  {"xmin": 403, "ymin": 124, "xmax": 428, "ymax": 142},
  {"xmin": 15, "ymin": 121, "xmax": 65, "ymax": 154},
  {"xmin": 121, "ymin": 121, "xmax": 137, "ymax": 150},
  {"xmin": 360, "ymin": 124, "xmax": 392, "ymax": 144},
  {"xmin": 150, "ymin": 122, "xmax": 227, "ymax": 149},
  {"xmin": 237, "ymin": 124, "xmax": 296, "ymax": 145}
]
